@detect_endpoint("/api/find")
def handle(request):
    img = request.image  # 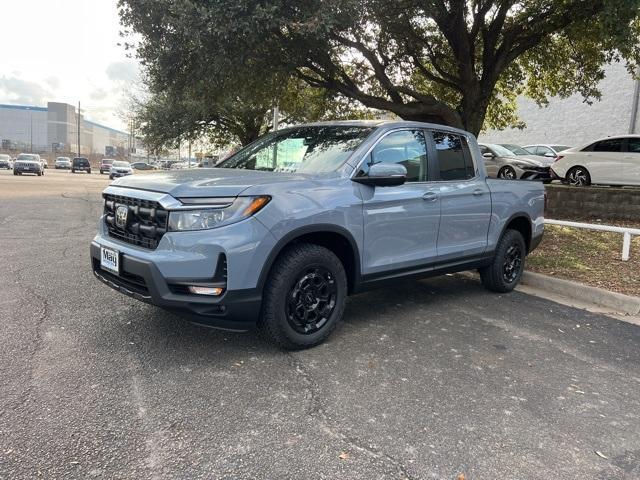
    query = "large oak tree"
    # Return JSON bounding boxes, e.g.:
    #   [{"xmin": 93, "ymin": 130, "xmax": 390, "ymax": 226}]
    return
[{"xmin": 120, "ymin": 0, "xmax": 640, "ymax": 137}]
